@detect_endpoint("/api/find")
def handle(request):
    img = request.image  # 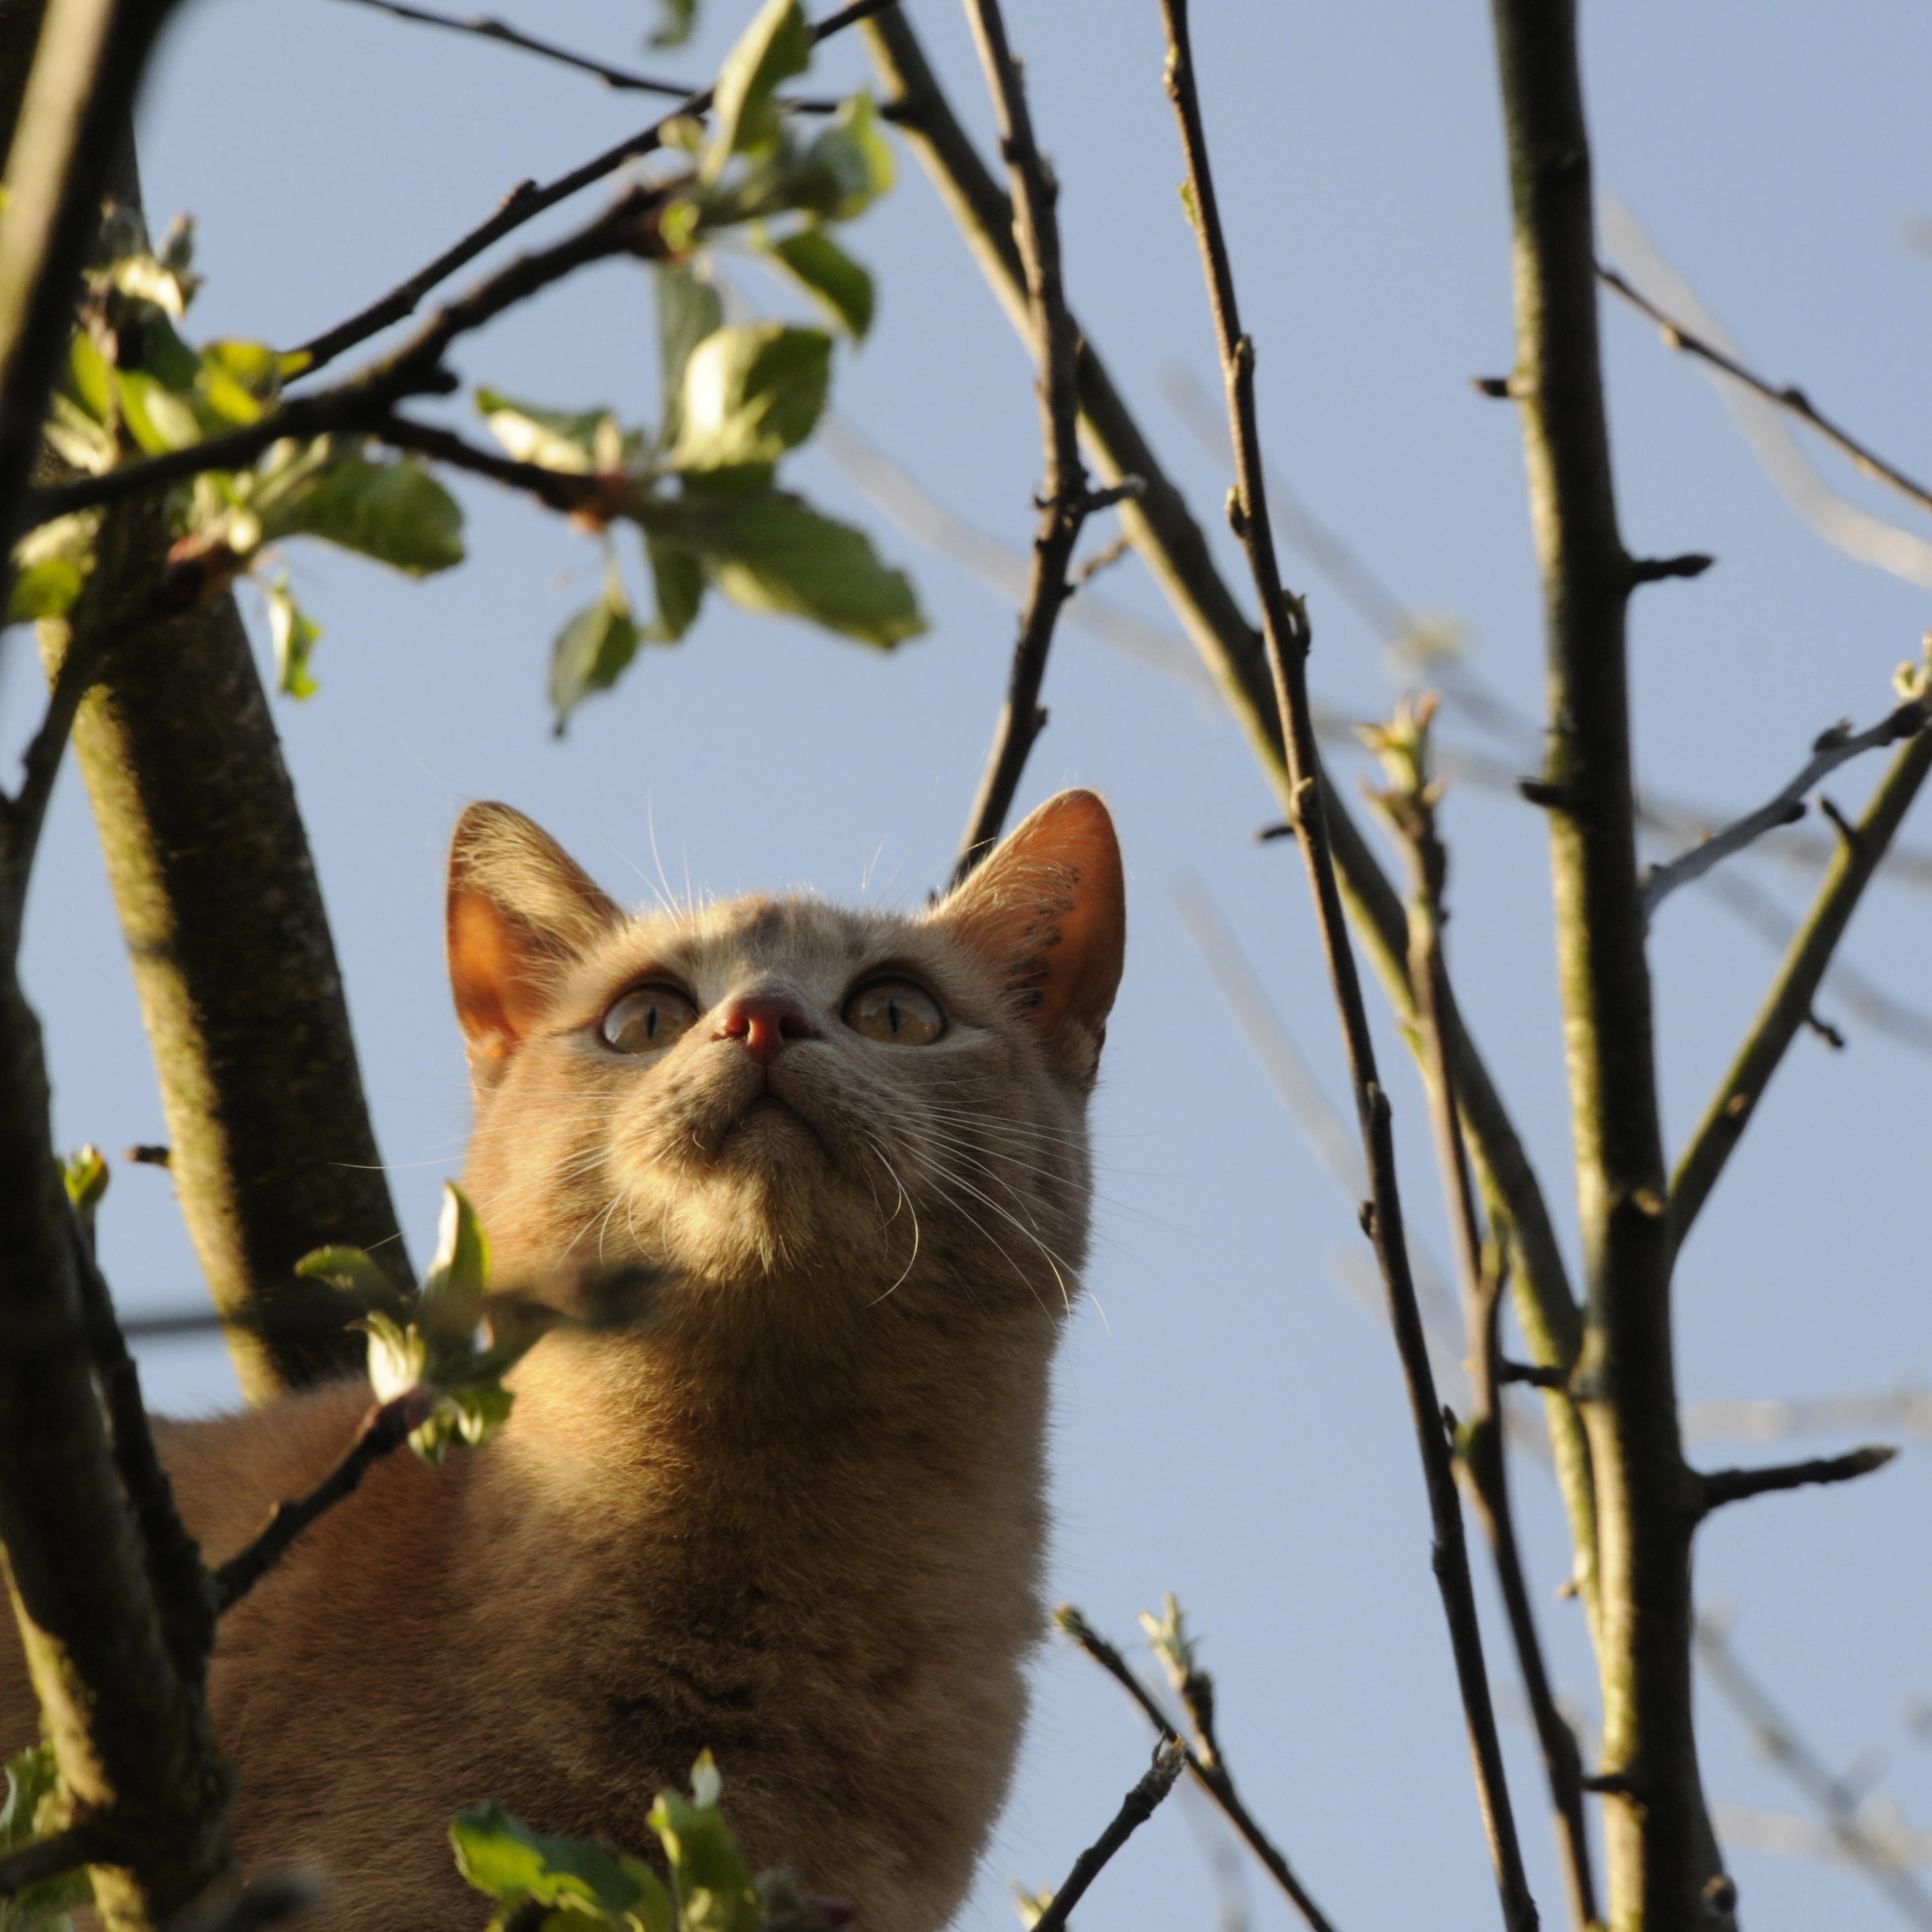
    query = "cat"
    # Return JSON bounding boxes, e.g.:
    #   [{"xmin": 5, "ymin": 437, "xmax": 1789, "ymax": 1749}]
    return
[{"xmin": 0, "ymin": 789, "xmax": 1125, "ymax": 1932}]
